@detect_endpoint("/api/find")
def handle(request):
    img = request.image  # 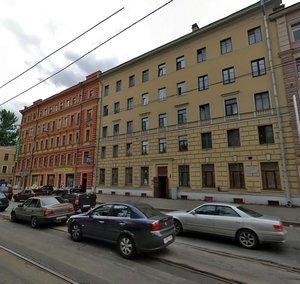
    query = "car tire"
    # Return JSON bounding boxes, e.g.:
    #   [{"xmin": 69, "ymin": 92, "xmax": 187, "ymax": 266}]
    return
[
  {"xmin": 174, "ymin": 219, "xmax": 183, "ymax": 236},
  {"xmin": 118, "ymin": 235, "xmax": 136, "ymax": 259},
  {"xmin": 237, "ymin": 229, "xmax": 258, "ymax": 249},
  {"xmin": 31, "ymin": 216, "xmax": 38, "ymax": 228},
  {"xmin": 70, "ymin": 222, "xmax": 82, "ymax": 242},
  {"xmin": 0, "ymin": 208, "xmax": 4, "ymax": 212},
  {"xmin": 11, "ymin": 211, "xmax": 17, "ymax": 222}
]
